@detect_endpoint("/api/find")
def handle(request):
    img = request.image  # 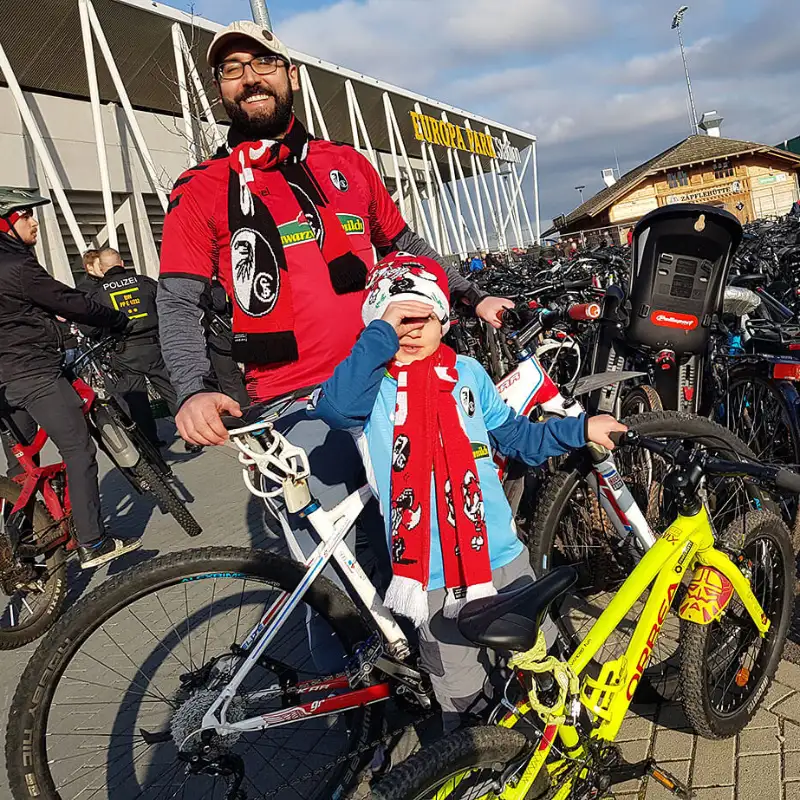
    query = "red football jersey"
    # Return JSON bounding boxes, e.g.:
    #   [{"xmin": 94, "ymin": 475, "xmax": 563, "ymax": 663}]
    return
[{"xmin": 160, "ymin": 140, "xmax": 406, "ymax": 401}]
